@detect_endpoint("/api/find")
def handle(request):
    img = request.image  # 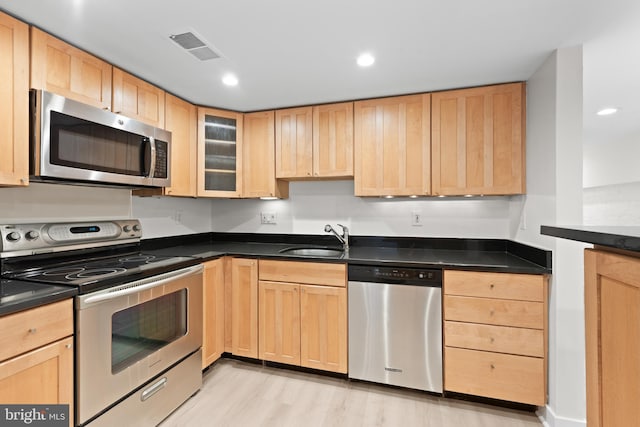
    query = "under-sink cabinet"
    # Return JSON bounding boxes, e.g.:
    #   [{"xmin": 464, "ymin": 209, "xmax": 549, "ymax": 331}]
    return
[
  {"xmin": 0, "ymin": 299, "xmax": 74, "ymax": 427},
  {"xmin": 443, "ymin": 270, "xmax": 548, "ymax": 406},
  {"xmin": 258, "ymin": 260, "xmax": 347, "ymax": 373}
]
